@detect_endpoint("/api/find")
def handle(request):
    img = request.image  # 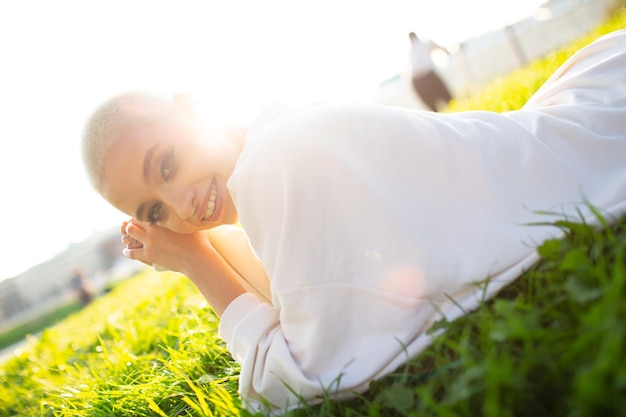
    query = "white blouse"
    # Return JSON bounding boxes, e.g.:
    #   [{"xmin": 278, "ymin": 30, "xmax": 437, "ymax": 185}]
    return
[{"xmin": 220, "ymin": 29, "xmax": 626, "ymax": 412}]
